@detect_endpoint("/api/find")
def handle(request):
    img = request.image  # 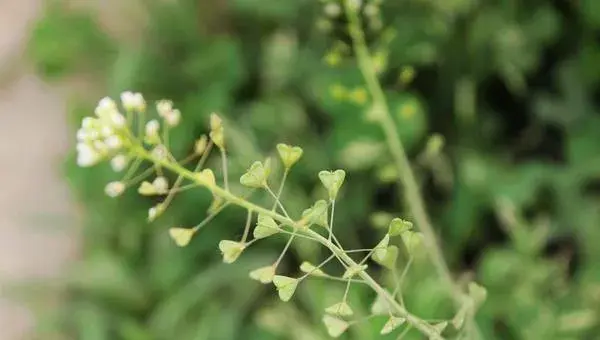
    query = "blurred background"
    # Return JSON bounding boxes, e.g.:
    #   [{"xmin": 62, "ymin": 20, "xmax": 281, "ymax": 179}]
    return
[{"xmin": 1, "ymin": 0, "xmax": 600, "ymax": 339}]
